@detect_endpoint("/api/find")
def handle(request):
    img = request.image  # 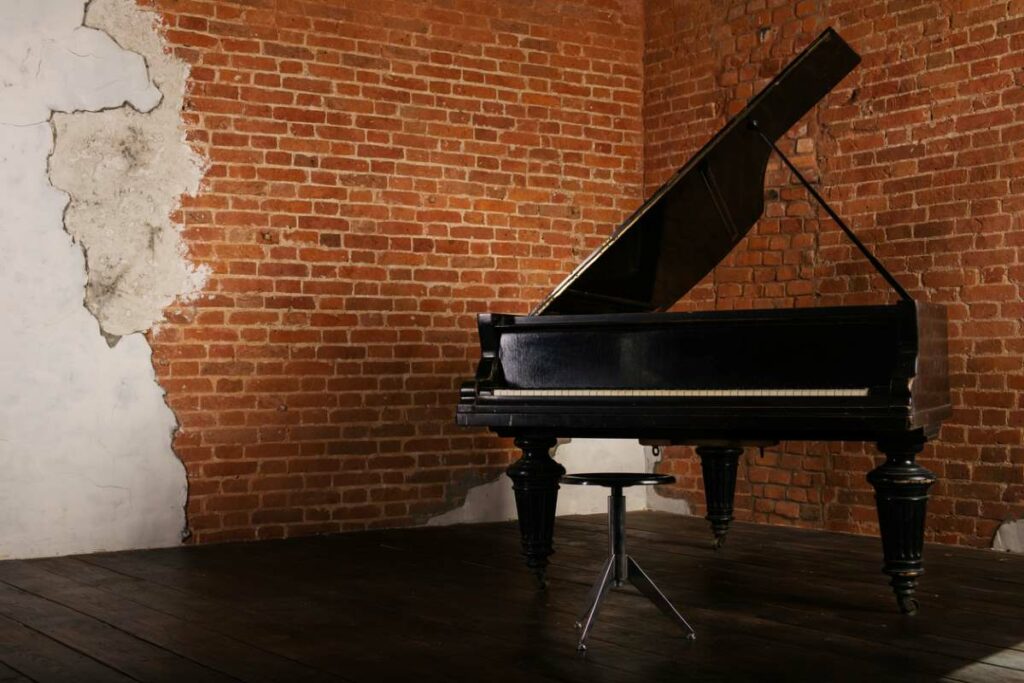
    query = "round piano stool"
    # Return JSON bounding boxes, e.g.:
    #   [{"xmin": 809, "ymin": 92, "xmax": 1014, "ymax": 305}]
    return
[{"xmin": 561, "ymin": 472, "xmax": 696, "ymax": 651}]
